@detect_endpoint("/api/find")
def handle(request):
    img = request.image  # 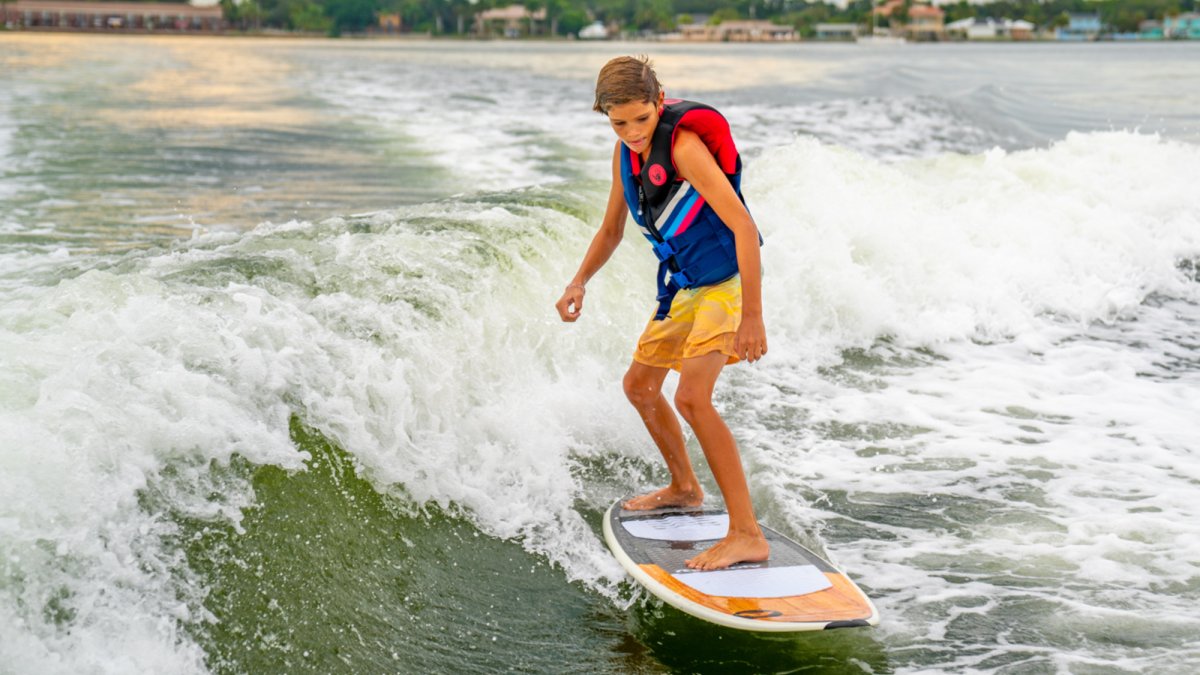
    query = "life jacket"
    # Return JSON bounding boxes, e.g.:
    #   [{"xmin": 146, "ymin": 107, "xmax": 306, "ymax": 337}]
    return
[{"xmin": 619, "ymin": 99, "xmax": 760, "ymax": 320}]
